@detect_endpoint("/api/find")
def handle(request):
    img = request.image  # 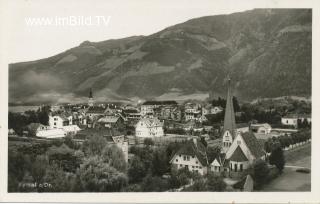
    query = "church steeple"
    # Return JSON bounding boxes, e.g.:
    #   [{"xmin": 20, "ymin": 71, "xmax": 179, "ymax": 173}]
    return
[
  {"xmin": 88, "ymin": 88, "xmax": 94, "ymax": 107},
  {"xmin": 89, "ymin": 88, "xmax": 93, "ymax": 99},
  {"xmin": 223, "ymin": 77, "xmax": 236, "ymax": 135},
  {"xmin": 222, "ymin": 77, "xmax": 237, "ymax": 153}
]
